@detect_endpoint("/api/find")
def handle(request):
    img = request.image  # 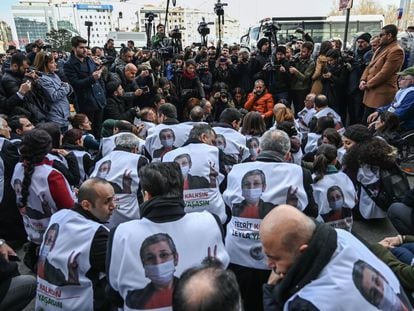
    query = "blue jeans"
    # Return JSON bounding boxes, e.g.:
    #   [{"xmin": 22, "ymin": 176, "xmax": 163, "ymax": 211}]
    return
[{"xmin": 391, "ymin": 243, "xmax": 414, "ymax": 265}]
